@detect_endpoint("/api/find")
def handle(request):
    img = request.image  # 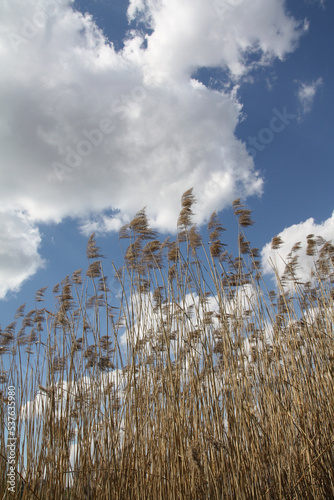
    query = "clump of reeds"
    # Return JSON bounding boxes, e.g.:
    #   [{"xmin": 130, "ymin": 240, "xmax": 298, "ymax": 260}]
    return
[{"xmin": 0, "ymin": 190, "xmax": 334, "ymax": 499}]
